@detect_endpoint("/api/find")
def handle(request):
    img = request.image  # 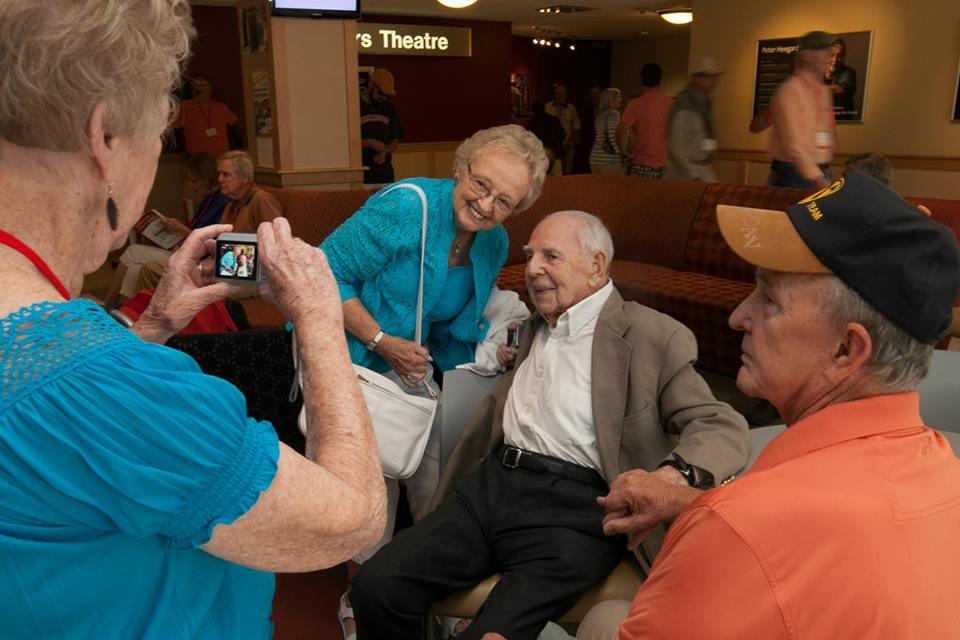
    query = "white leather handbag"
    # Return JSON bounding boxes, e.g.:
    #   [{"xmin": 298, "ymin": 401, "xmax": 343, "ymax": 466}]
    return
[{"xmin": 294, "ymin": 182, "xmax": 438, "ymax": 479}]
